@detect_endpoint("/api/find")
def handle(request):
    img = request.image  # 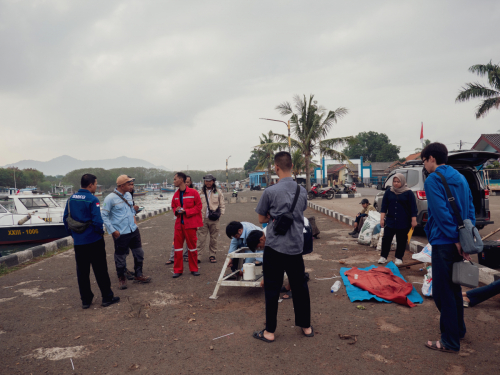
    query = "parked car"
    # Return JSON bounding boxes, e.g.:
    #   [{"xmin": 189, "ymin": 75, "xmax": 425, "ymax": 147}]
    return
[{"xmin": 373, "ymin": 150, "xmax": 497, "ymax": 229}]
